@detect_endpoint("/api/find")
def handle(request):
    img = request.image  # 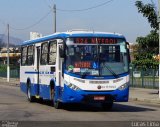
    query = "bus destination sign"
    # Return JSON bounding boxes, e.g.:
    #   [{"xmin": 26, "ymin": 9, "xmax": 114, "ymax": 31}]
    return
[{"xmin": 74, "ymin": 38, "xmax": 117, "ymax": 44}]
